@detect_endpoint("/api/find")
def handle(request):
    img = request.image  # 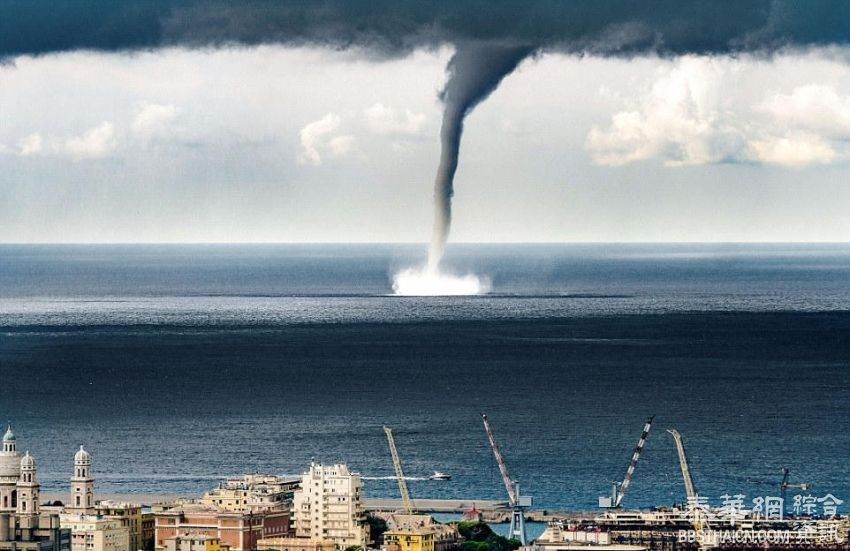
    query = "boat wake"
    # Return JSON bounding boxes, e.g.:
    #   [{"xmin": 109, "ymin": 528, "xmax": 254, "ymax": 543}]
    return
[{"xmin": 362, "ymin": 475, "xmax": 429, "ymax": 481}]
